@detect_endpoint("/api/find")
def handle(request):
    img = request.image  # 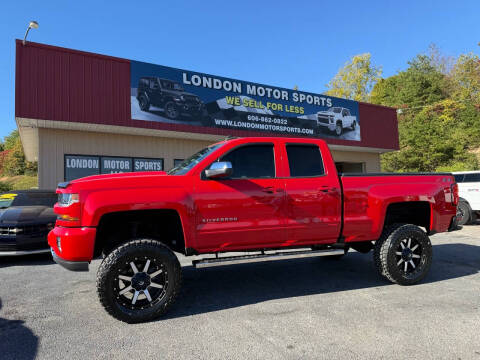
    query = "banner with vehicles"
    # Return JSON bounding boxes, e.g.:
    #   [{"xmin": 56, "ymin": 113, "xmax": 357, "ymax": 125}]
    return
[{"xmin": 130, "ymin": 61, "xmax": 361, "ymax": 141}]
